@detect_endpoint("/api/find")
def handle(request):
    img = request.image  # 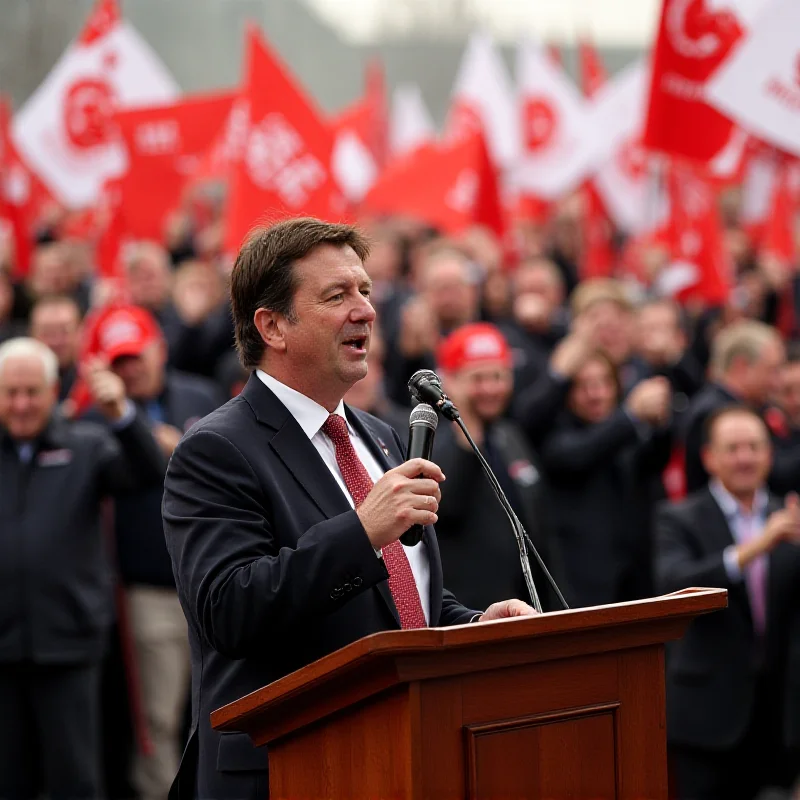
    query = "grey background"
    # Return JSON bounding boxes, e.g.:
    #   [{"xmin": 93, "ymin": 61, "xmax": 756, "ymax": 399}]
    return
[{"xmin": 0, "ymin": 0, "xmax": 642, "ymax": 124}]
